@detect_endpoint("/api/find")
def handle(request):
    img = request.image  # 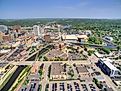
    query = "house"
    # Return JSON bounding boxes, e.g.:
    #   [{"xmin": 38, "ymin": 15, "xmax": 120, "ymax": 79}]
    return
[{"xmin": 50, "ymin": 62, "xmax": 67, "ymax": 80}]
